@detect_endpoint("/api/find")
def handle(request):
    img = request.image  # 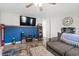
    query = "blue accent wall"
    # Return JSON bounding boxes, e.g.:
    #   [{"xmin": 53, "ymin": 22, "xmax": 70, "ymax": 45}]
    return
[{"xmin": 5, "ymin": 26, "xmax": 38, "ymax": 43}]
